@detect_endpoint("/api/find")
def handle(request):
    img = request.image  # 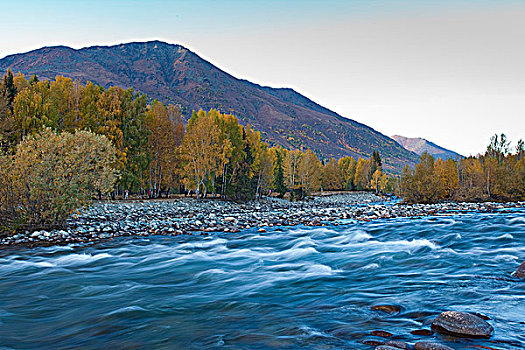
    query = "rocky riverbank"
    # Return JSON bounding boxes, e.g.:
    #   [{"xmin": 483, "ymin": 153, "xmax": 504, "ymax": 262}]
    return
[{"xmin": 1, "ymin": 193, "xmax": 524, "ymax": 247}]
